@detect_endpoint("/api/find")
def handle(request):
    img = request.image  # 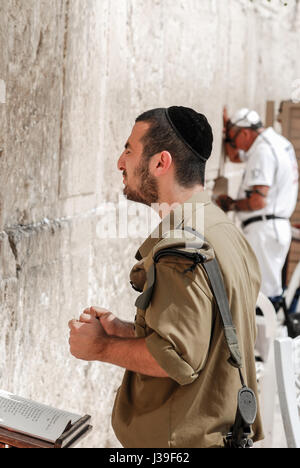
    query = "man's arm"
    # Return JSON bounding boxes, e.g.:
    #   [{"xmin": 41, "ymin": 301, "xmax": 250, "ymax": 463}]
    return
[
  {"xmin": 100, "ymin": 335, "xmax": 169, "ymax": 378},
  {"xmin": 233, "ymin": 185, "xmax": 269, "ymax": 211},
  {"xmin": 68, "ymin": 311, "xmax": 169, "ymax": 378},
  {"xmin": 217, "ymin": 185, "xmax": 269, "ymax": 212}
]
